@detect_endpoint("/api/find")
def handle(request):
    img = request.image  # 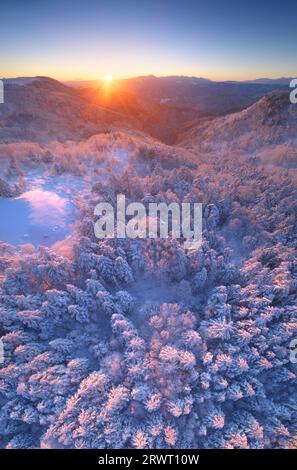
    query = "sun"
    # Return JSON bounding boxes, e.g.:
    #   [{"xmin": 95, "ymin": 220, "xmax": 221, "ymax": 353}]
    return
[{"xmin": 104, "ymin": 74, "xmax": 113, "ymax": 83}]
